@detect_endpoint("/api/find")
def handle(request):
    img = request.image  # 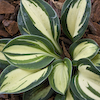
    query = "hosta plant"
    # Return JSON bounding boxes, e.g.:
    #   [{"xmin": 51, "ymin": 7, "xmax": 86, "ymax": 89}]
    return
[{"xmin": 0, "ymin": 0, "xmax": 100, "ymax": 100}]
